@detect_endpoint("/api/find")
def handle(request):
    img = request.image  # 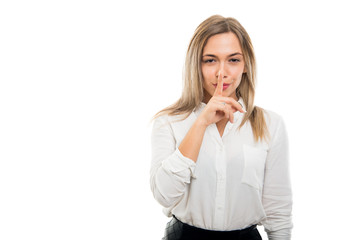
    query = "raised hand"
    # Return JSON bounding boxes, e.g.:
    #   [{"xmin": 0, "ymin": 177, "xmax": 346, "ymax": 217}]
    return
[{"xmin": 198, "ymin": 71, "xmax": 246, "ymax": 127}]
